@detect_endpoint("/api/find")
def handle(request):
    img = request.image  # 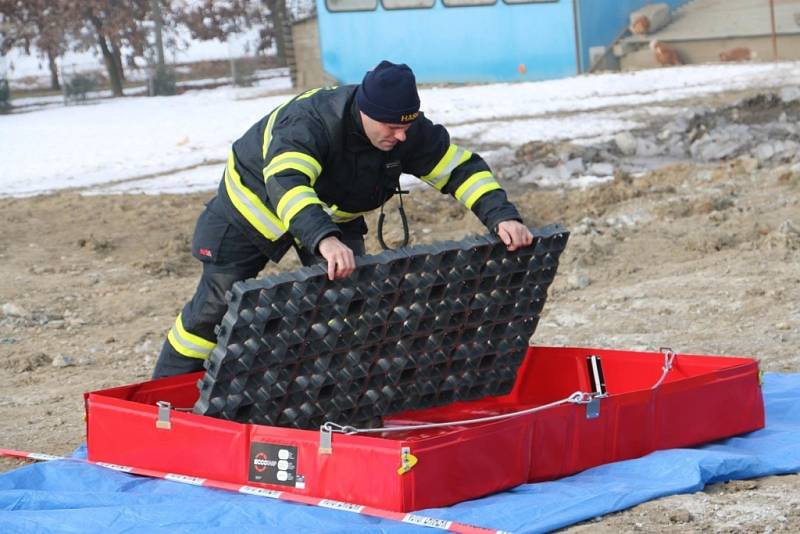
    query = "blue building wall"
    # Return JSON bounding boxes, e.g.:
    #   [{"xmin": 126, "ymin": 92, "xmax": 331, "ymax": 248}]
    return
[
  {"xmin": 315, "ymin": 0, "xmax": 579, "ymax": 84},
  {"xmin": 575, "ymin": 0, "xmax": 690, "ymax": 71}
]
